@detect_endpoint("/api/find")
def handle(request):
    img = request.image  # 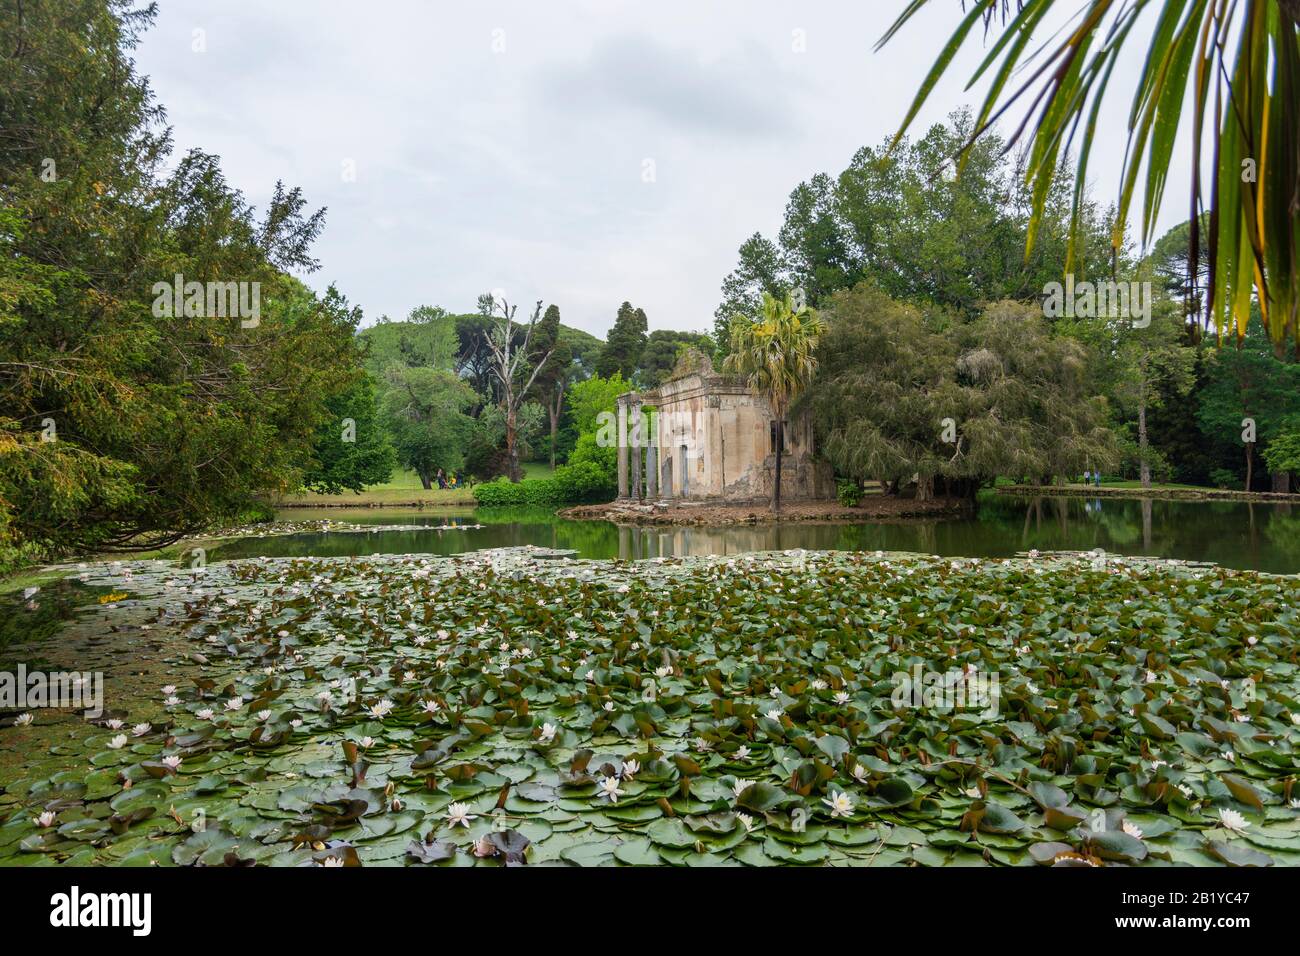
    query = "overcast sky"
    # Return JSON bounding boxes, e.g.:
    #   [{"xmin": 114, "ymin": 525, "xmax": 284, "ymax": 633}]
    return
[{"xmin": 133, "ymin": 0, "xmax": 1196, "ymax": 338}]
